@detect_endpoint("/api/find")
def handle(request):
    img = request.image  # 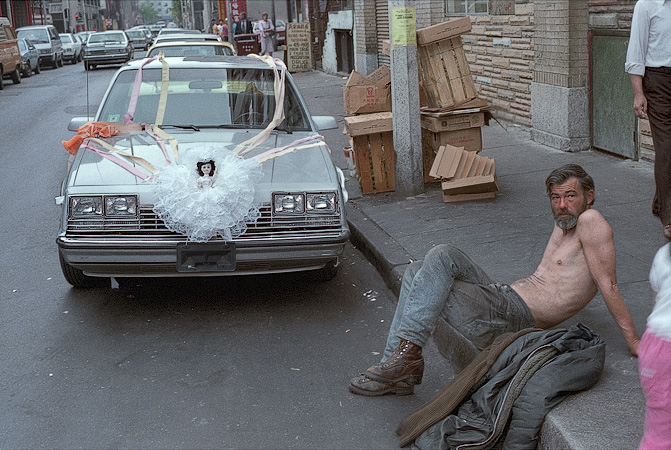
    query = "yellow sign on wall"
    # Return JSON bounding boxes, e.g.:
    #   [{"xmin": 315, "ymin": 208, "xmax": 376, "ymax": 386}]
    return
[{"xmin": 391, "ymin": 6, "xmax": 417, "ymax": 47}]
